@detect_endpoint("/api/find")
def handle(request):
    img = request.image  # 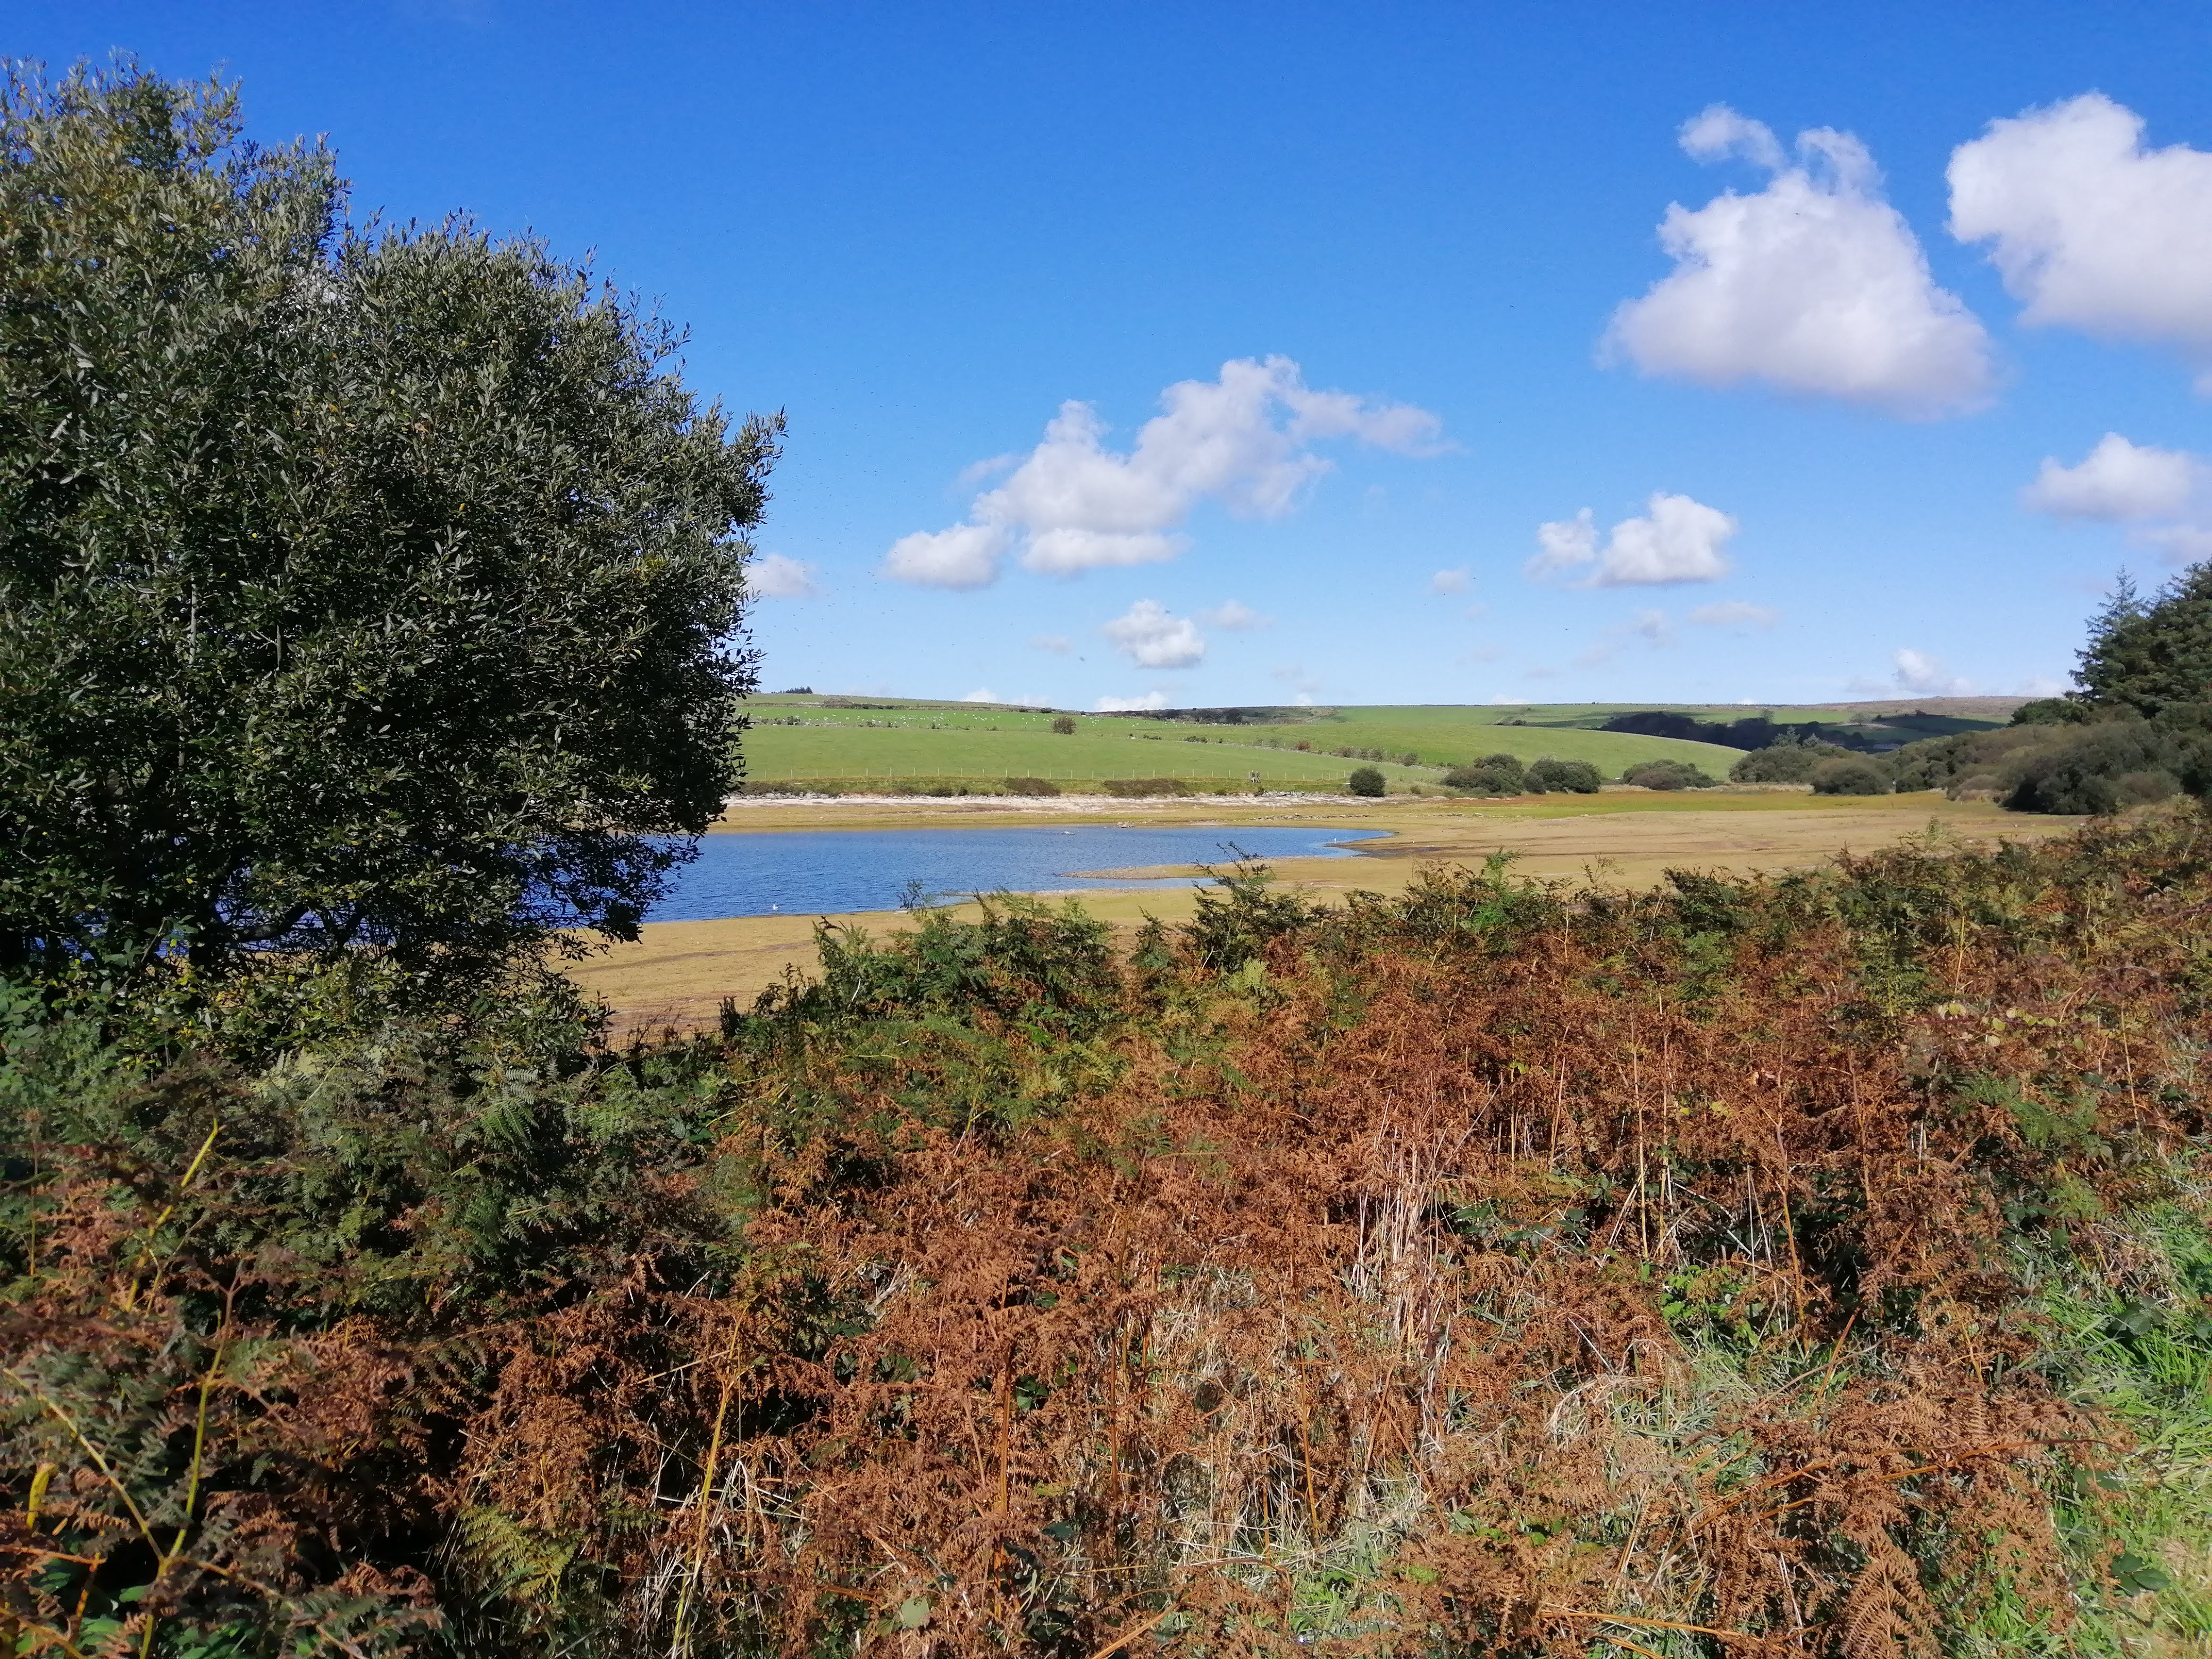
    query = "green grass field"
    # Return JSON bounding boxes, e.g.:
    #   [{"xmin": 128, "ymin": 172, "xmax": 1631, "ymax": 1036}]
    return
[{"xmin": 737, "ymin": 696, "xmax": 1832, "ymax": 791}]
